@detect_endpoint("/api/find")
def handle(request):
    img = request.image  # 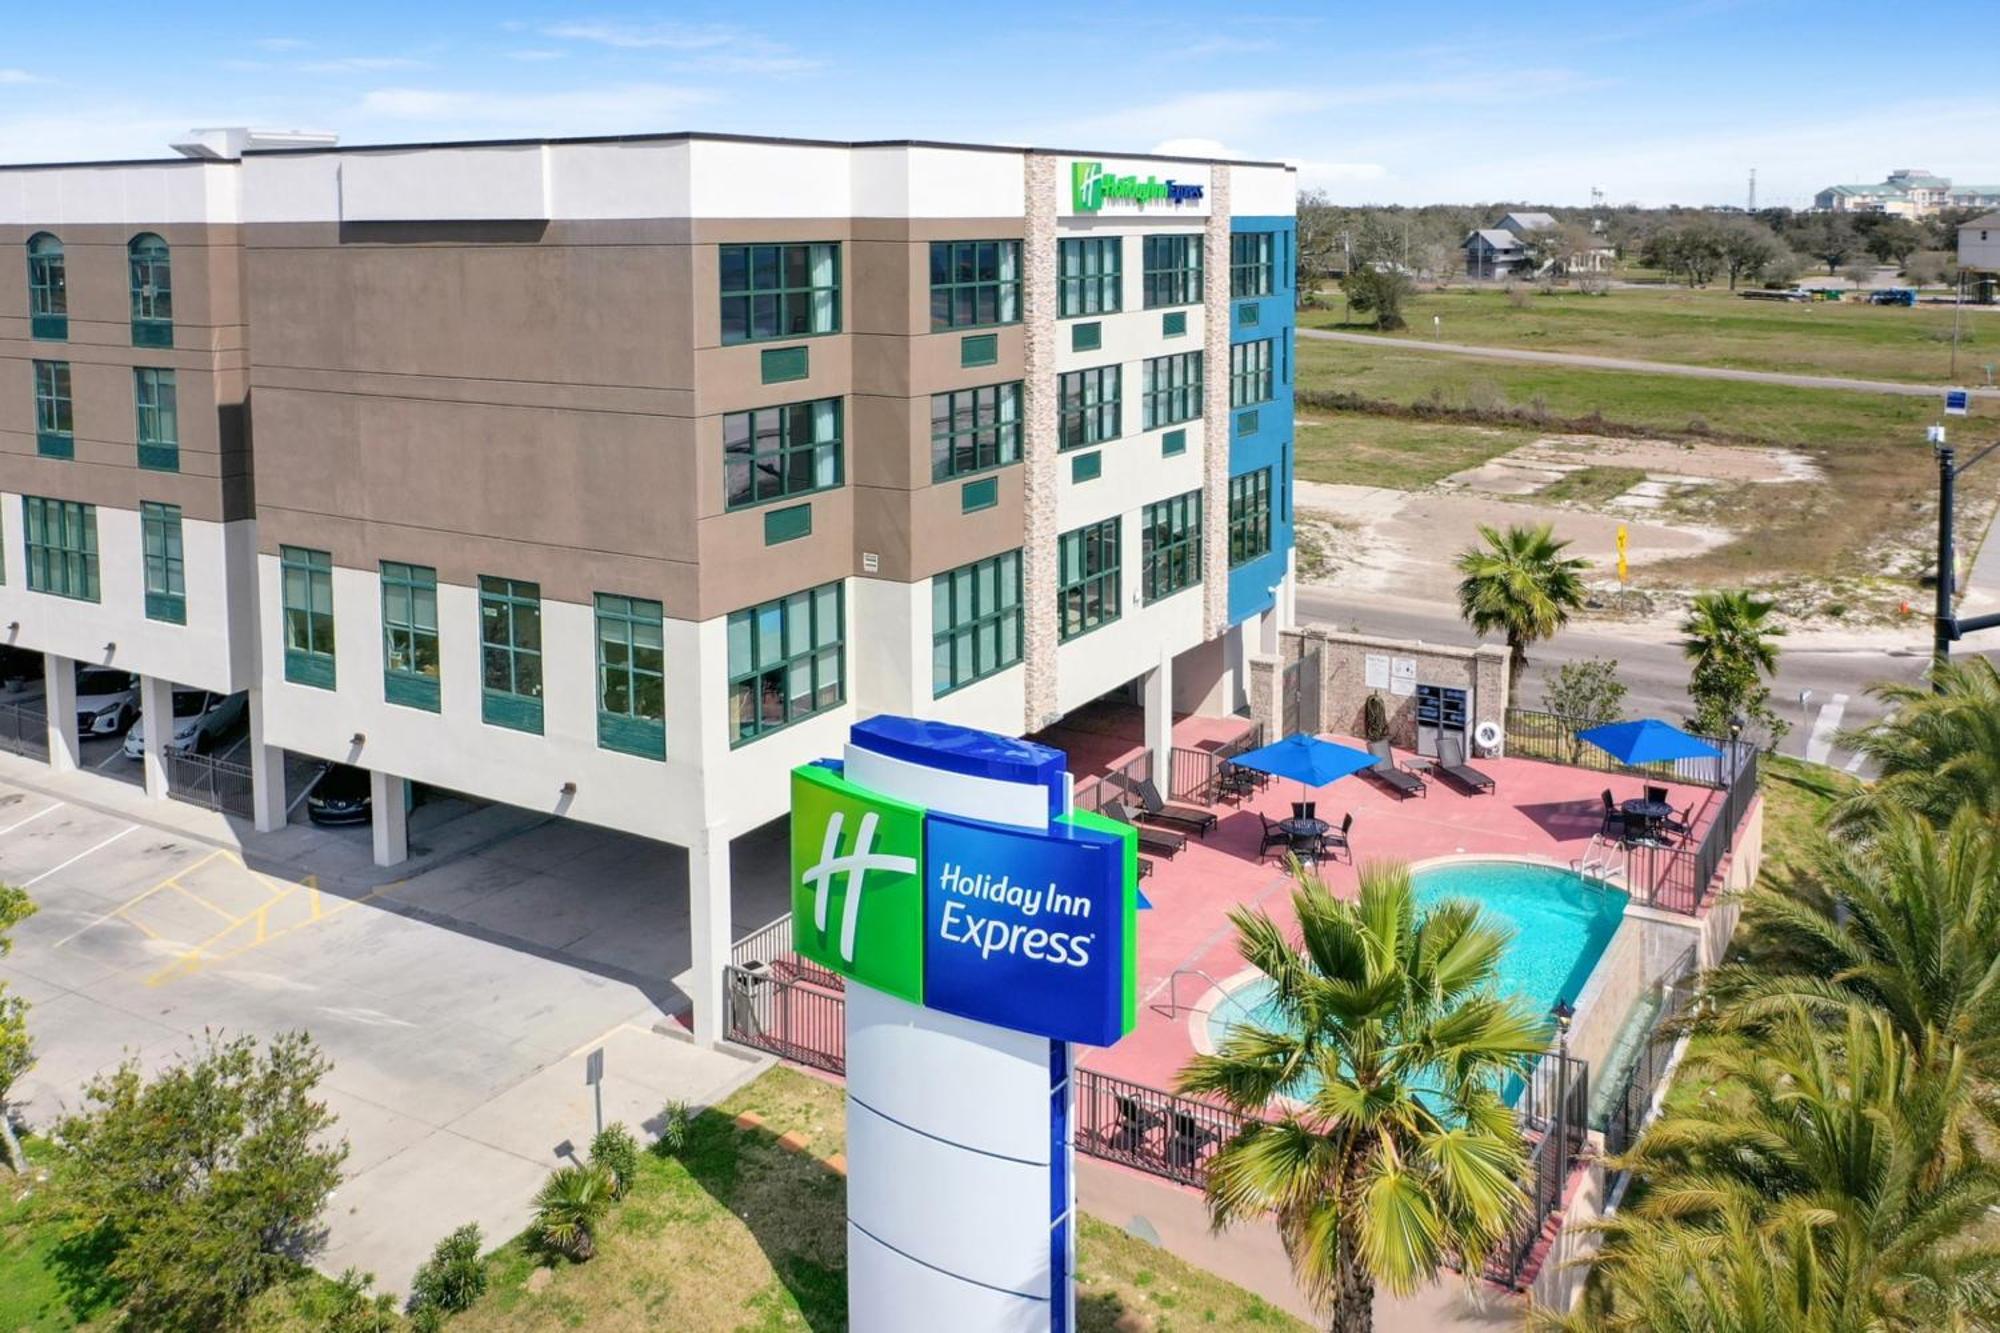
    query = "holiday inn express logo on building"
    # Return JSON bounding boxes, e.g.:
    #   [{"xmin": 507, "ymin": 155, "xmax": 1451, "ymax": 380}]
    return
[{"xmin": 1070, "ymin": 160, "xmax": 1204, "ymax": 213}]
